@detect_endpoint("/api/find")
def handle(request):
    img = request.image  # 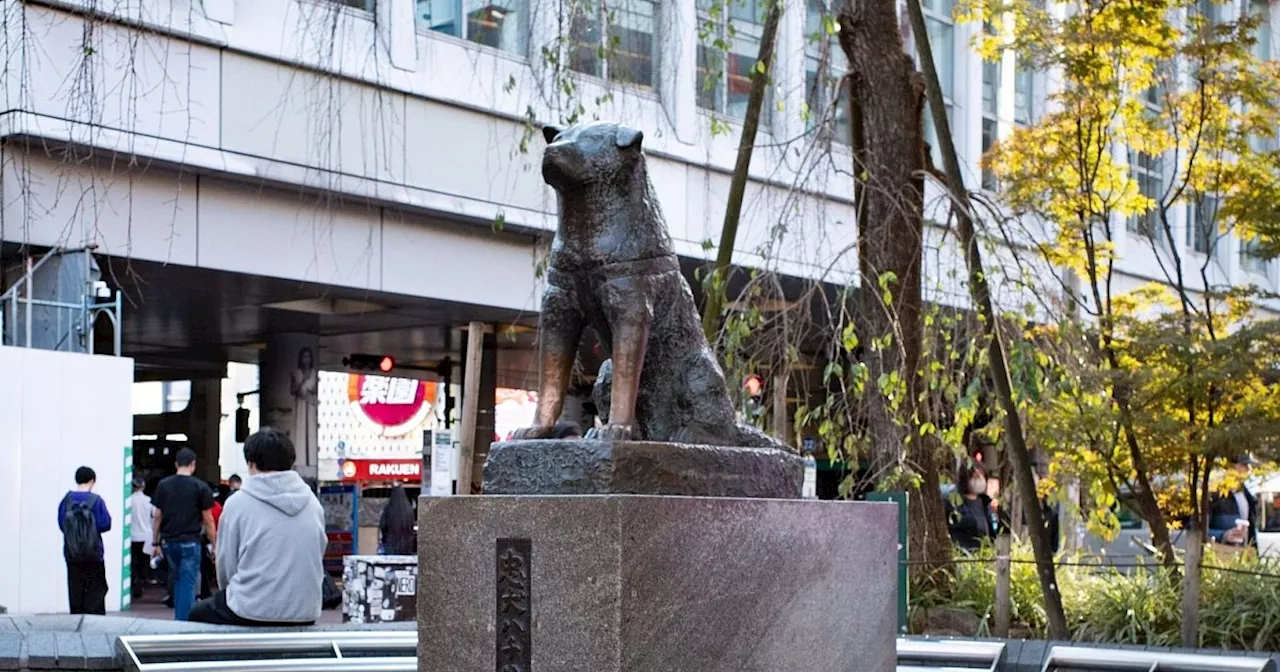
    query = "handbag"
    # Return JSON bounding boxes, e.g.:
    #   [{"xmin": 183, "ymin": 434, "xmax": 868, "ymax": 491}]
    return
[{"xmin": 321, "ymin": 573, "xmax": 342, "ymax": 610}]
